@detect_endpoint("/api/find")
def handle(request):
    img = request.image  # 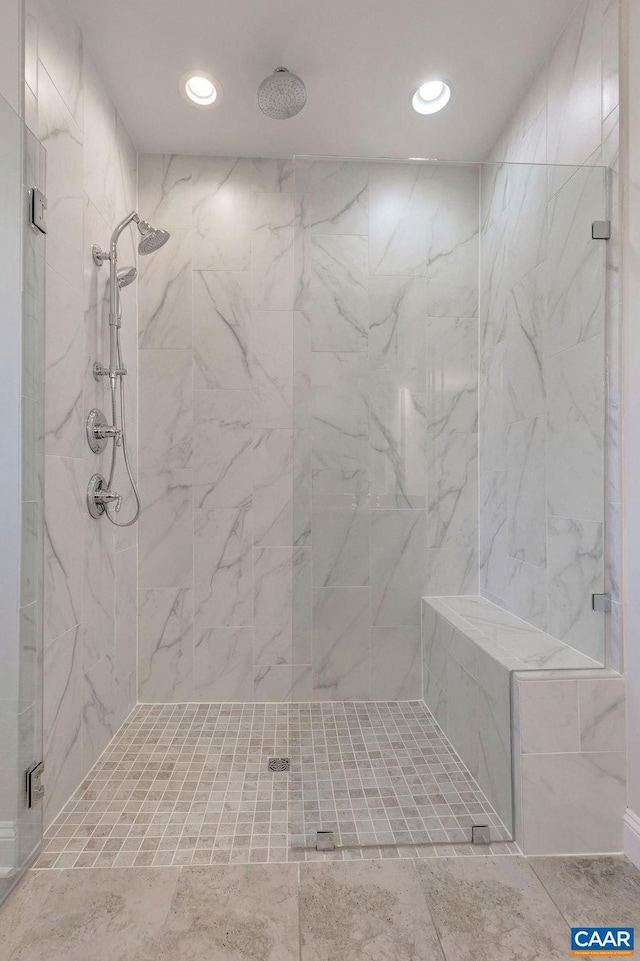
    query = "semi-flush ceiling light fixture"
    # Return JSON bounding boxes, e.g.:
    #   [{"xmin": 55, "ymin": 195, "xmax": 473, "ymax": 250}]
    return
[
  {"xmin": 180, "ymin": 70, "xmax": 222, "ymax": 108},
  {"xmin": 412, "ymin": 79, "xmax": 451, "ymax": 115}
]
